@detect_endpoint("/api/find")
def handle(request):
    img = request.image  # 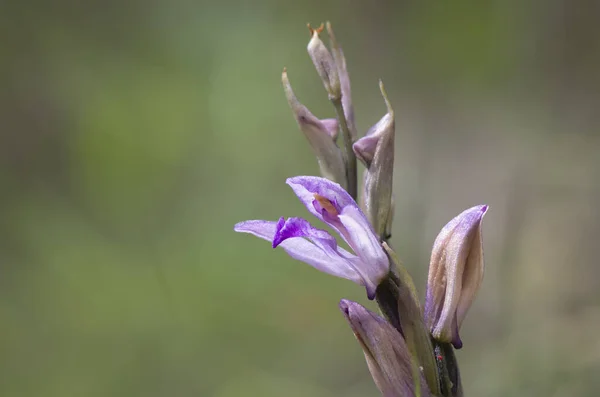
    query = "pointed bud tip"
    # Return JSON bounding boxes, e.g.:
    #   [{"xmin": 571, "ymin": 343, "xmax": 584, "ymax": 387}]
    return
[
  {"xmin": 282, "ymin": 68, "xmax": 289, "ymax": 86},
  {"xmin": 378, "ymin": 80, "xmax": 393, "ymax": 115},
  {"xmin": 339, "ymin": 298, "xmax": 351, "ymax": 316},
  {"xmin": 339, "ymin": 299, "xmax": 372, "ymax": 322},
  {"xmin": 325, "ymin": 21, "xmax": 337, "ymax": 42}
]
